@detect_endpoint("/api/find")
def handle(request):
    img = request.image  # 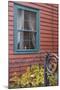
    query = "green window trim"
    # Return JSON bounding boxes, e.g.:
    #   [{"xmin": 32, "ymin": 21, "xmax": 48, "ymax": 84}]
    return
[{"xmin": 14, "ymin": 4, "xmax": 40, "ymax": 54}]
